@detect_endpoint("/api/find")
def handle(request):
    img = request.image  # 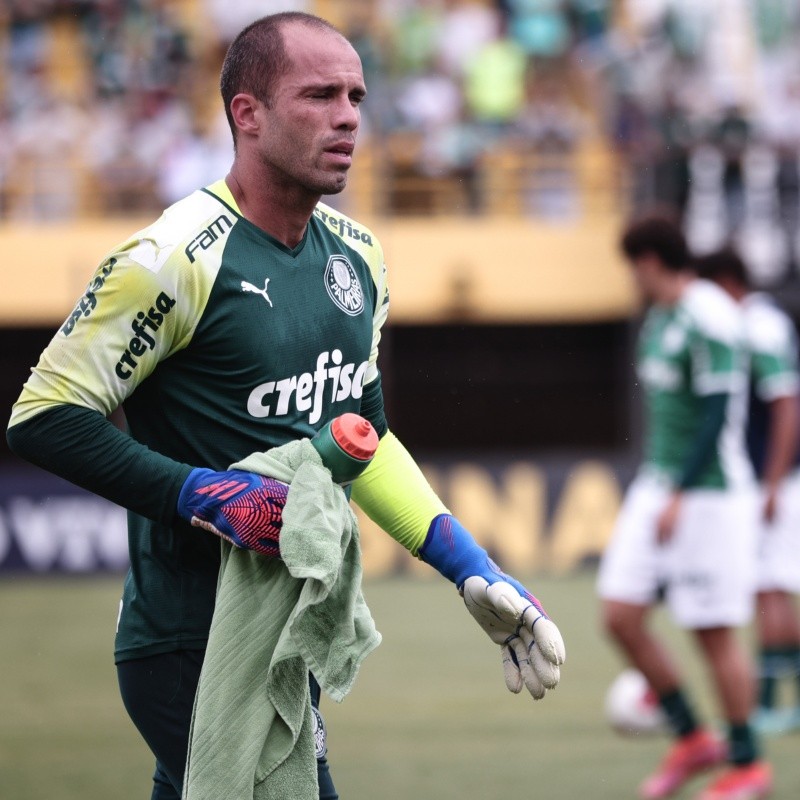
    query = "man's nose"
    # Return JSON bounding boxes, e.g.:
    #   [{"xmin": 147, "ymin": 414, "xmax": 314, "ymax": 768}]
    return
[{"xmin": 333, "ymin": 97, "xmax": 360, "ymax": 130}]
